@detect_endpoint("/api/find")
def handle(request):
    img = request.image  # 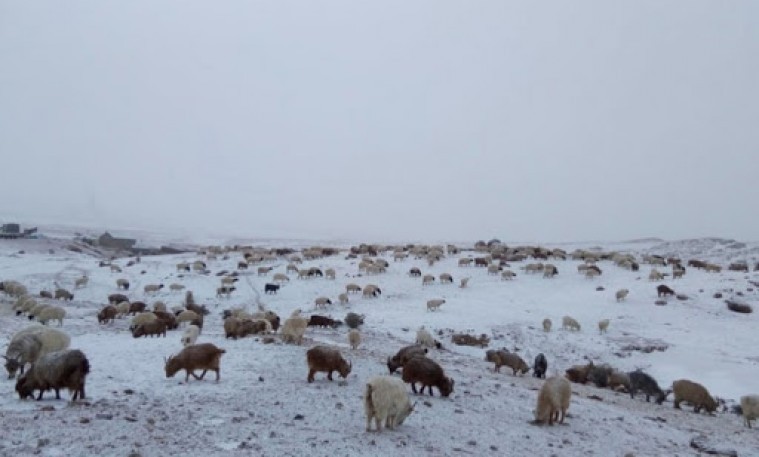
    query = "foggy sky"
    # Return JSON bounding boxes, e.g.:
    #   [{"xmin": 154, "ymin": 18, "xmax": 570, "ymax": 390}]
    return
[{"xmin": 1, "ymin": 1, "xmax": 757, "ymax": 243}]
